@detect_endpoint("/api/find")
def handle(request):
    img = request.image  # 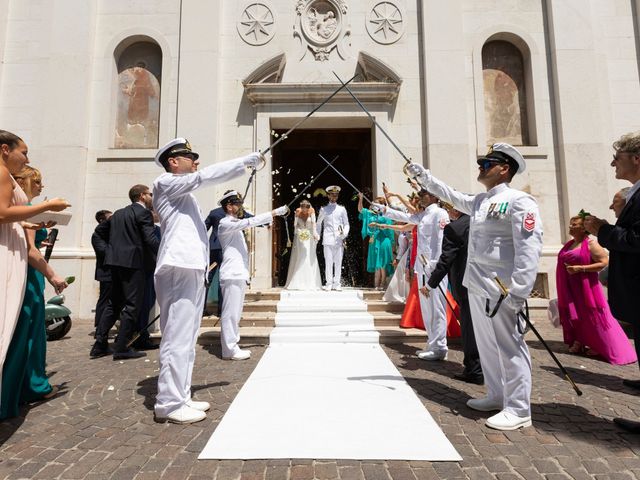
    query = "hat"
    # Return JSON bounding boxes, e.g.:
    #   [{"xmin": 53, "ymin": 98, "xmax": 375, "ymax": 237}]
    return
[
  {"xmin": 218, "ymin": 190, "xmax": 242, "ymax": 206},
  {"xmin": 478, "ymin": 143, "xmax": 526, "ymax": 174},
  {"xmin": 326, "ymin": 185, "xmax": 341, "ymax": 194},
  {"xmin": 154, "ymin": 137, "xmax": 199, "ymax": 168}
]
